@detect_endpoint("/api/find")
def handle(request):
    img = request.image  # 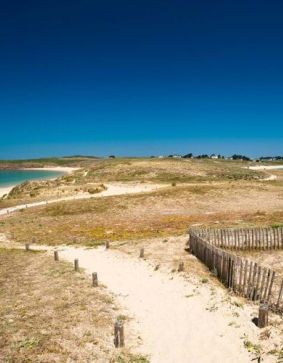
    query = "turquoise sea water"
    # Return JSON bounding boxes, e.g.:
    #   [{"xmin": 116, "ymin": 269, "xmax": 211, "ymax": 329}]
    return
[{"xmin": 0, "ymin": 170, "xmax": 65, "ymax": 188}]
